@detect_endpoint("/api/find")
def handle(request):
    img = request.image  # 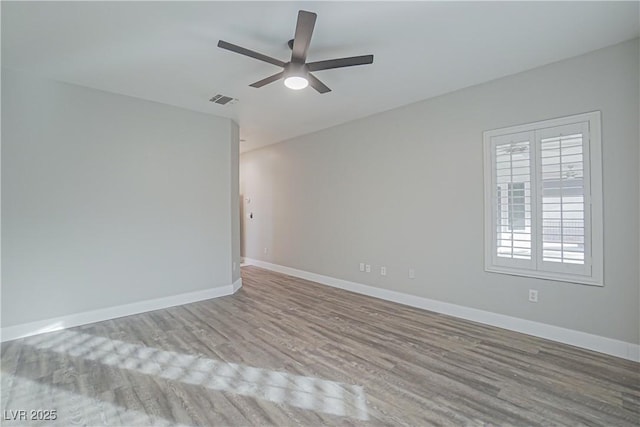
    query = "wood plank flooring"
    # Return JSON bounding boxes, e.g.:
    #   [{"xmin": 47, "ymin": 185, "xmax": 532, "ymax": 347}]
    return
[{"xmin": 2, "ymin": 265, "xmax": 639, "ymax": 426}]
